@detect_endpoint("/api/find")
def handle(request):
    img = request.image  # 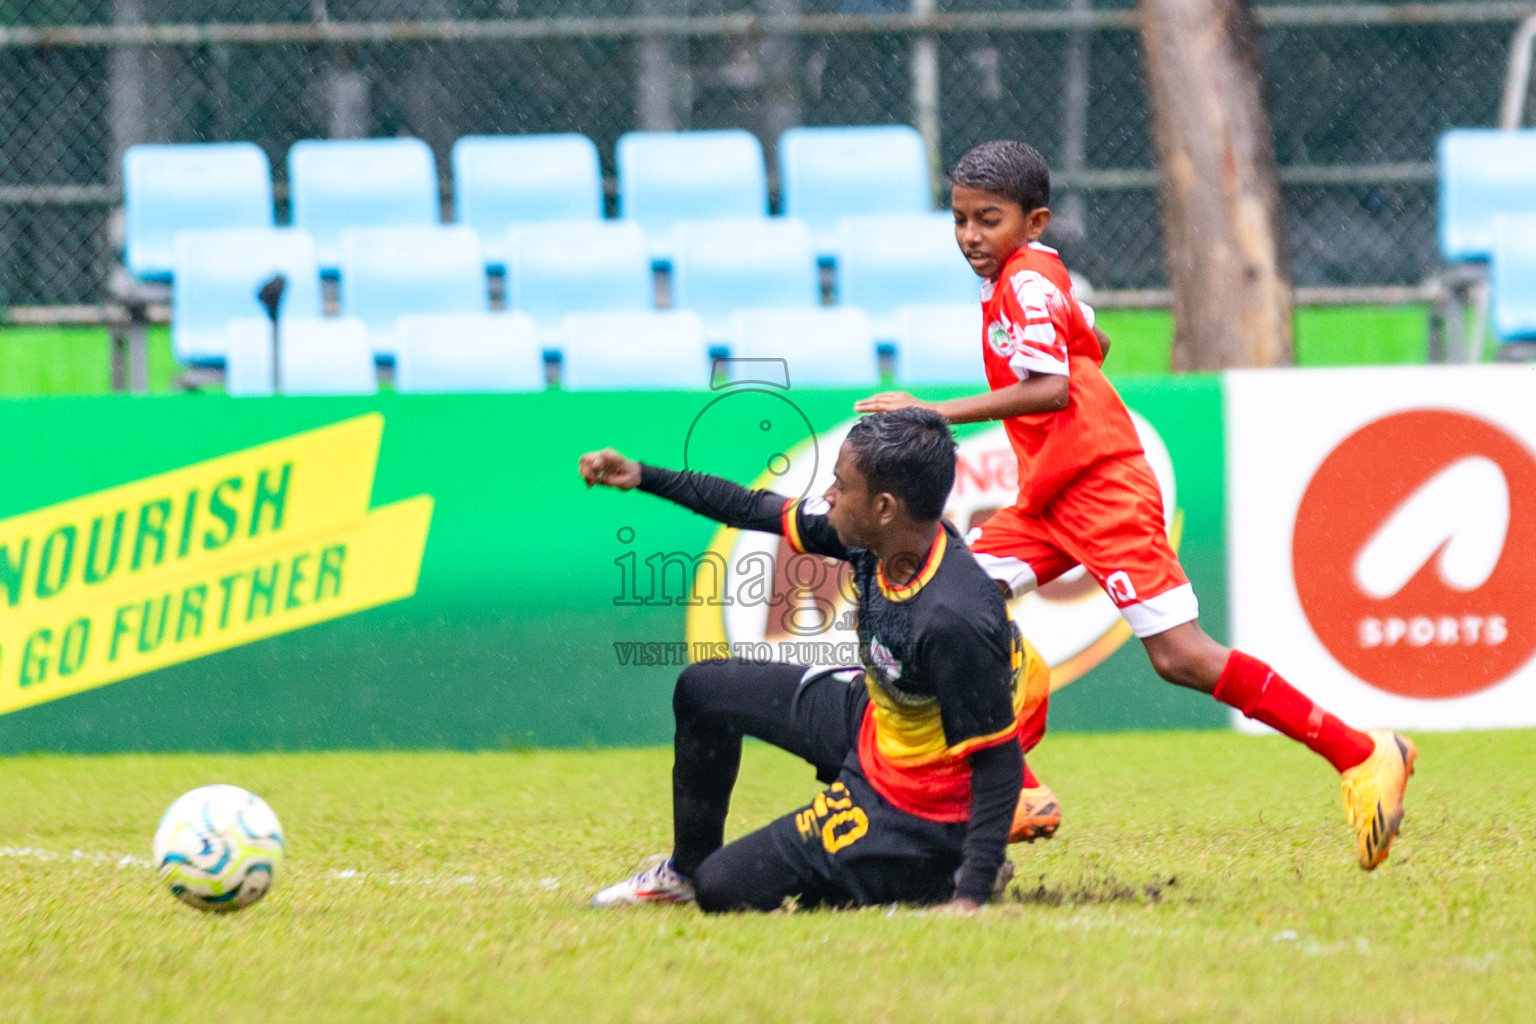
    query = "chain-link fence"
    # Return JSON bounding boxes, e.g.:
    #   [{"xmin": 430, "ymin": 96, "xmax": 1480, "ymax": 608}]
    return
[{"xmin": 0, "ymin": 0, "xmax": 1530, "ymax": 307}]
